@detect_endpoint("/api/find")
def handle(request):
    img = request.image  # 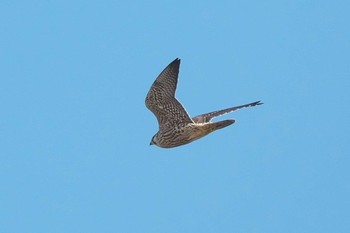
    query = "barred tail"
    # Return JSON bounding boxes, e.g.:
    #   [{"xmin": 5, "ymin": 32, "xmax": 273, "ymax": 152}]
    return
[{"xmin": 206, "ymin": 119, "xmax": 235, "ymax": 132}]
